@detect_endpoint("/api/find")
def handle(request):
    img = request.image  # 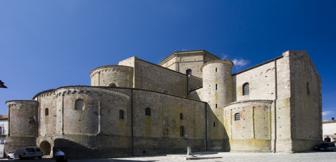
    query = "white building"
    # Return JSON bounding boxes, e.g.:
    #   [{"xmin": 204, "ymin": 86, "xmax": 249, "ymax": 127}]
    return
[
  {"xmin": 323, "ymin": 118, "xmax": 336, "ymax": 142},
  {"xmin": 0, "ymin": 115, "xmax": 8, "ymax": 144}
]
